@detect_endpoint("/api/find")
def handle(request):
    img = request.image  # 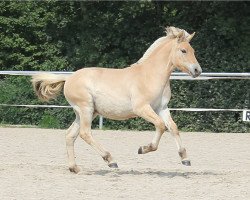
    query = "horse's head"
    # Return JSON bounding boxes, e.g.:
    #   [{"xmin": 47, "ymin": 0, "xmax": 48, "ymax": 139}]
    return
[{"xmin": 171, "ymin": 31, "xmax": 202, "ymax": 78}]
